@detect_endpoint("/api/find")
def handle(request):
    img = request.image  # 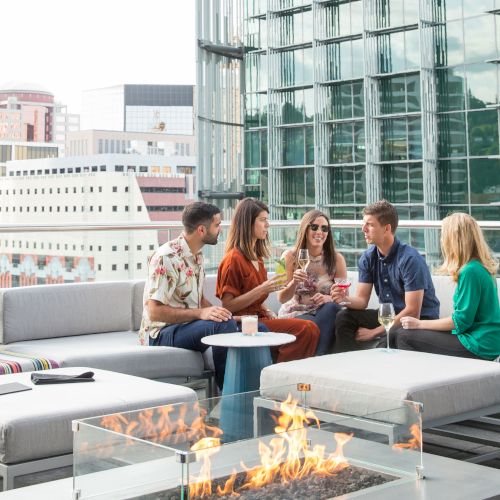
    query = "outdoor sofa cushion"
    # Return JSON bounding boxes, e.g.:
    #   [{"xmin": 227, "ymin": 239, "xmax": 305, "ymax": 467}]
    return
[
  {"xmin": 260, "ymin": 350, "xmax": 500, "ymax": 424},
  {"xmin": 0, "ymin": 367, "xmax": 197, "ymax": 464},
  {"xmin": 4, "ymin": 332, "xmax": 206, "ymax": 379},
  {"xmin": 0, "ymin": 281, "xmax": 133, "ymax": 344}
]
